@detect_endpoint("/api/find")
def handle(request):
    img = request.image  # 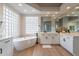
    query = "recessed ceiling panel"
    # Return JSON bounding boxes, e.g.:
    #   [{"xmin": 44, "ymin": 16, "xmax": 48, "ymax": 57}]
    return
[
  {"xmin": 27, "ymin": 3, "xmax": 62, "ymax": 11},
  {"xmin": 36, "ymin": 3, "xmax": 62, "ymax": 7}
]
